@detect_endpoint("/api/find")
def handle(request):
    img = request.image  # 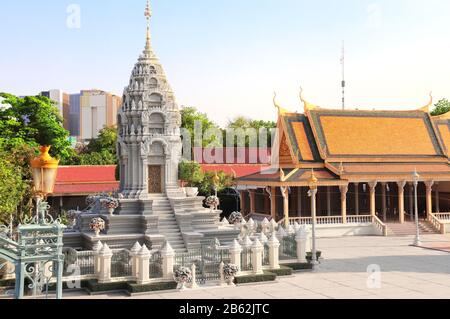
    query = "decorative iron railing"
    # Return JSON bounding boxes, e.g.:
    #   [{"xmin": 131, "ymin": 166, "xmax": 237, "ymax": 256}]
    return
[
  {"xmin": 149, "ymin": 250, "xmax": 163, "ymax": 279},
  {"xmin": 279, "ymin": 235, "xmax": 297, "ymax": 259},
  {"xmin": 240, "ymin": 248, "xmax": 253, "ymax": 272},
  {"xmin": 111, "ymin": 249, "xmax": 132, "ymax": 278}
]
